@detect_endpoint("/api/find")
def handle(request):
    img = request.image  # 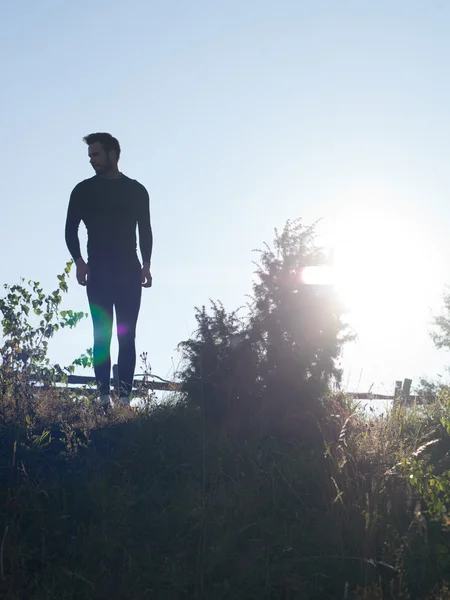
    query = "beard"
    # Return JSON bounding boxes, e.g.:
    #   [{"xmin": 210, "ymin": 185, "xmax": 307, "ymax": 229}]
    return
[{"xmin": 95, "ymin": 157, "xmax": 114, "ymax": 175}]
